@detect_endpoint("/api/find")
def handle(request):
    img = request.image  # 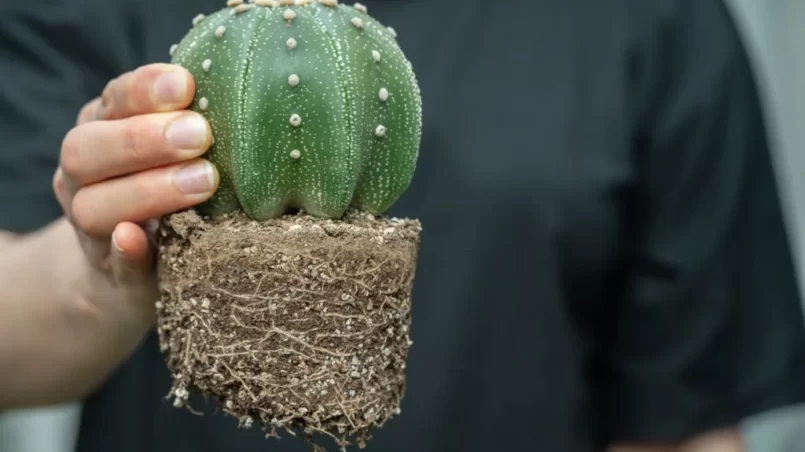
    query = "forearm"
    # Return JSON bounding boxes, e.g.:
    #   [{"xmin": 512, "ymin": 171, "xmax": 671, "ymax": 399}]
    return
[
  {"xmin": 610, "ymin": 427, "xmax": 744, "ymax": 452},
  {"xmin": 0, "ymin": 231, "xmax": 18, "ymax": 246},
  {"xmin": 0, "ymin": 218, "xmax": 103, "ymax": 408}
]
